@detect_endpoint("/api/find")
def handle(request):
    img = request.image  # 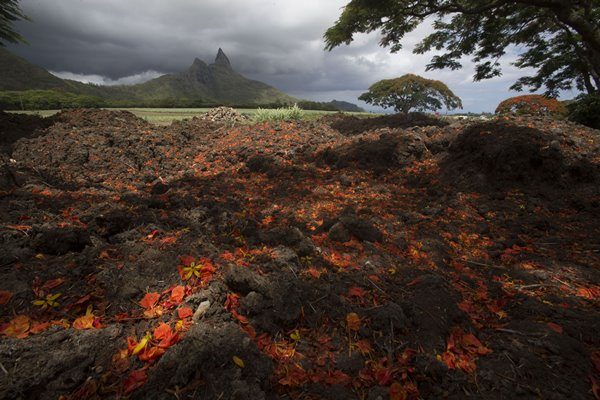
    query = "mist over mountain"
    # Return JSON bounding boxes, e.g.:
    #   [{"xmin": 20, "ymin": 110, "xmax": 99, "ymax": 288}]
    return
[
  {"xmin": 0, "ymin": 48, "xmax": 371, "ymax": 111},
  {"xmin": 0, "ymin": 48, "xmax": 297, "ymax": 106}
]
